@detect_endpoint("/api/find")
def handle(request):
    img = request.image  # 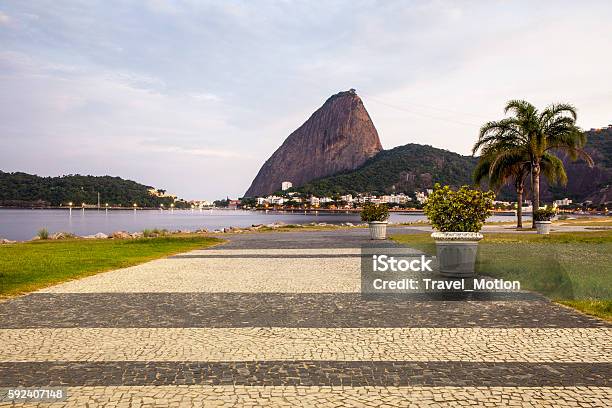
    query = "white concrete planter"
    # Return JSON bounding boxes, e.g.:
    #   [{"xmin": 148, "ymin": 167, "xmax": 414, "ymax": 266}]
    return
[
  {"xmin": 431, "ymin": 232, "xmax": 483, "ymax": 278},
  {"xmin": 535, "ymin": 221, "xmax": 552, "ymax": 235},
  {"xmin": 368, "ymin": 221, "xmax": 388, "ymax": 240}
]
